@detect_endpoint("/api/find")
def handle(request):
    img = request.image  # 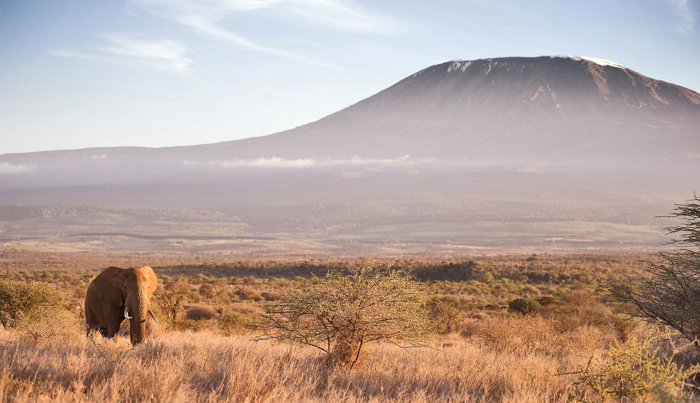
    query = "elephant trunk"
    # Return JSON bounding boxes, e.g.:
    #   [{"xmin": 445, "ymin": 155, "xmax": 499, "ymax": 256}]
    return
[{"xmin": 130, "ymin": 291, "xmax": 148, "ymax": 345}]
